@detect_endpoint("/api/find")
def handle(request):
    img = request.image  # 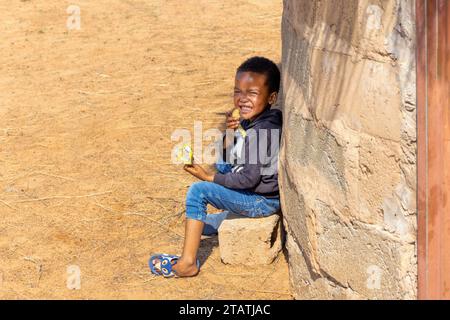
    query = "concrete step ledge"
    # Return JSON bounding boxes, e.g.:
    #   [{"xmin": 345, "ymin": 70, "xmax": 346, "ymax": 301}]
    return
[{"xmin": 218, "ymin": 213, "xmax": 283, "ymax": 265}]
